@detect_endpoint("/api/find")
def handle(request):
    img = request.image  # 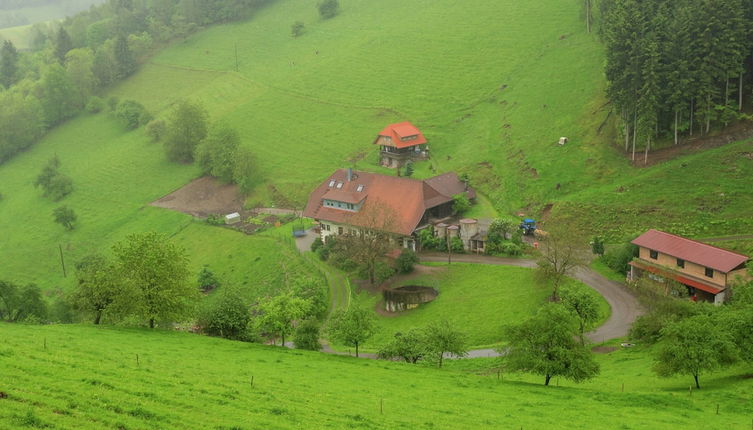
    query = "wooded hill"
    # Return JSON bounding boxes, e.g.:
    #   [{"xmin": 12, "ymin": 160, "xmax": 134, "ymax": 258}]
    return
[{"xmin": 601, "ymin": 0, "xmax": 753, "ymax": 162}]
